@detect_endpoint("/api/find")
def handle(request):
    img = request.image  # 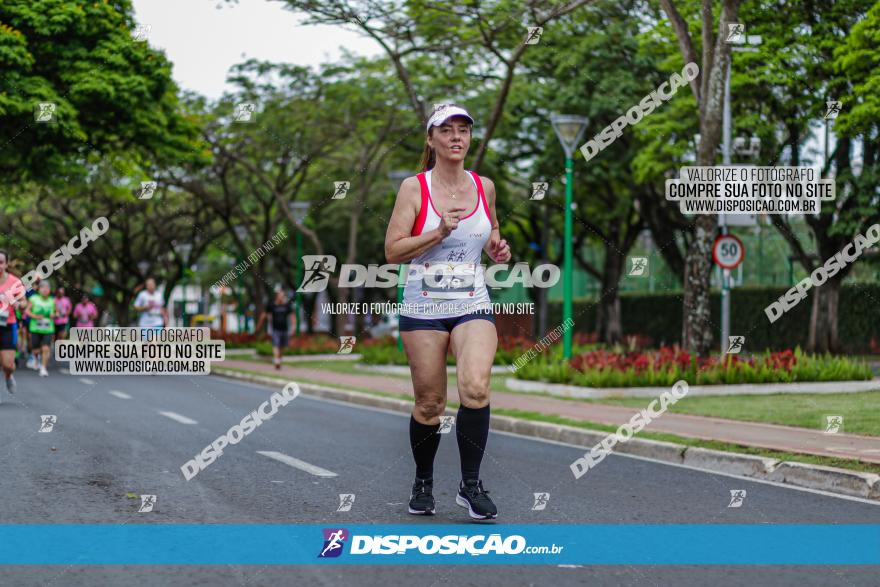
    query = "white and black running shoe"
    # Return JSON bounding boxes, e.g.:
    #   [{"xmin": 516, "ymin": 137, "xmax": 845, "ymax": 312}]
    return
[
  {"xmin": 408, "ymin": 477, "xmax": 435, "ymax": 515},
  {"xmin": 456, "ymin": 479, "xmax": 497, "ymax": 520}
]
